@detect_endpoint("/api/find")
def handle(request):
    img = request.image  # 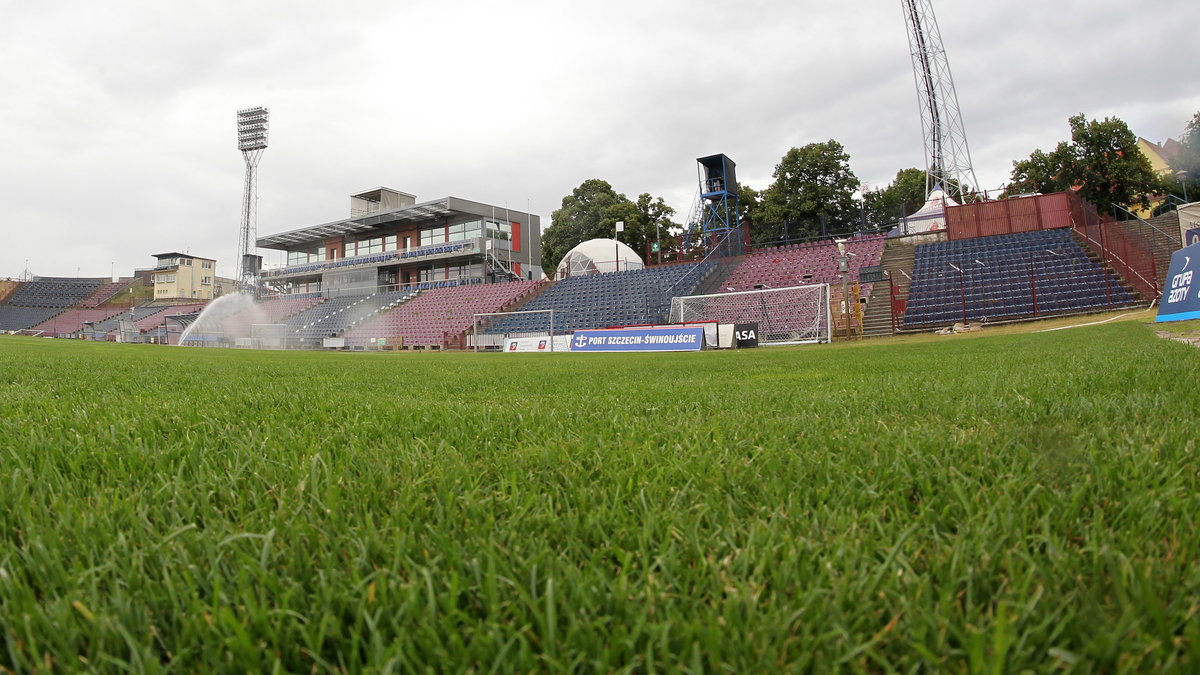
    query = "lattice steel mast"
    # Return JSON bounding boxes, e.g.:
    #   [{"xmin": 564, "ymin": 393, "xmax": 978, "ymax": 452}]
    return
[
  {"xmin": 901, "ymin": 0, "xmax": 978, "ymax": 200},
  {"xmin": 236, "ymin": 106, "xmax": 269, "ymax": 289}
]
